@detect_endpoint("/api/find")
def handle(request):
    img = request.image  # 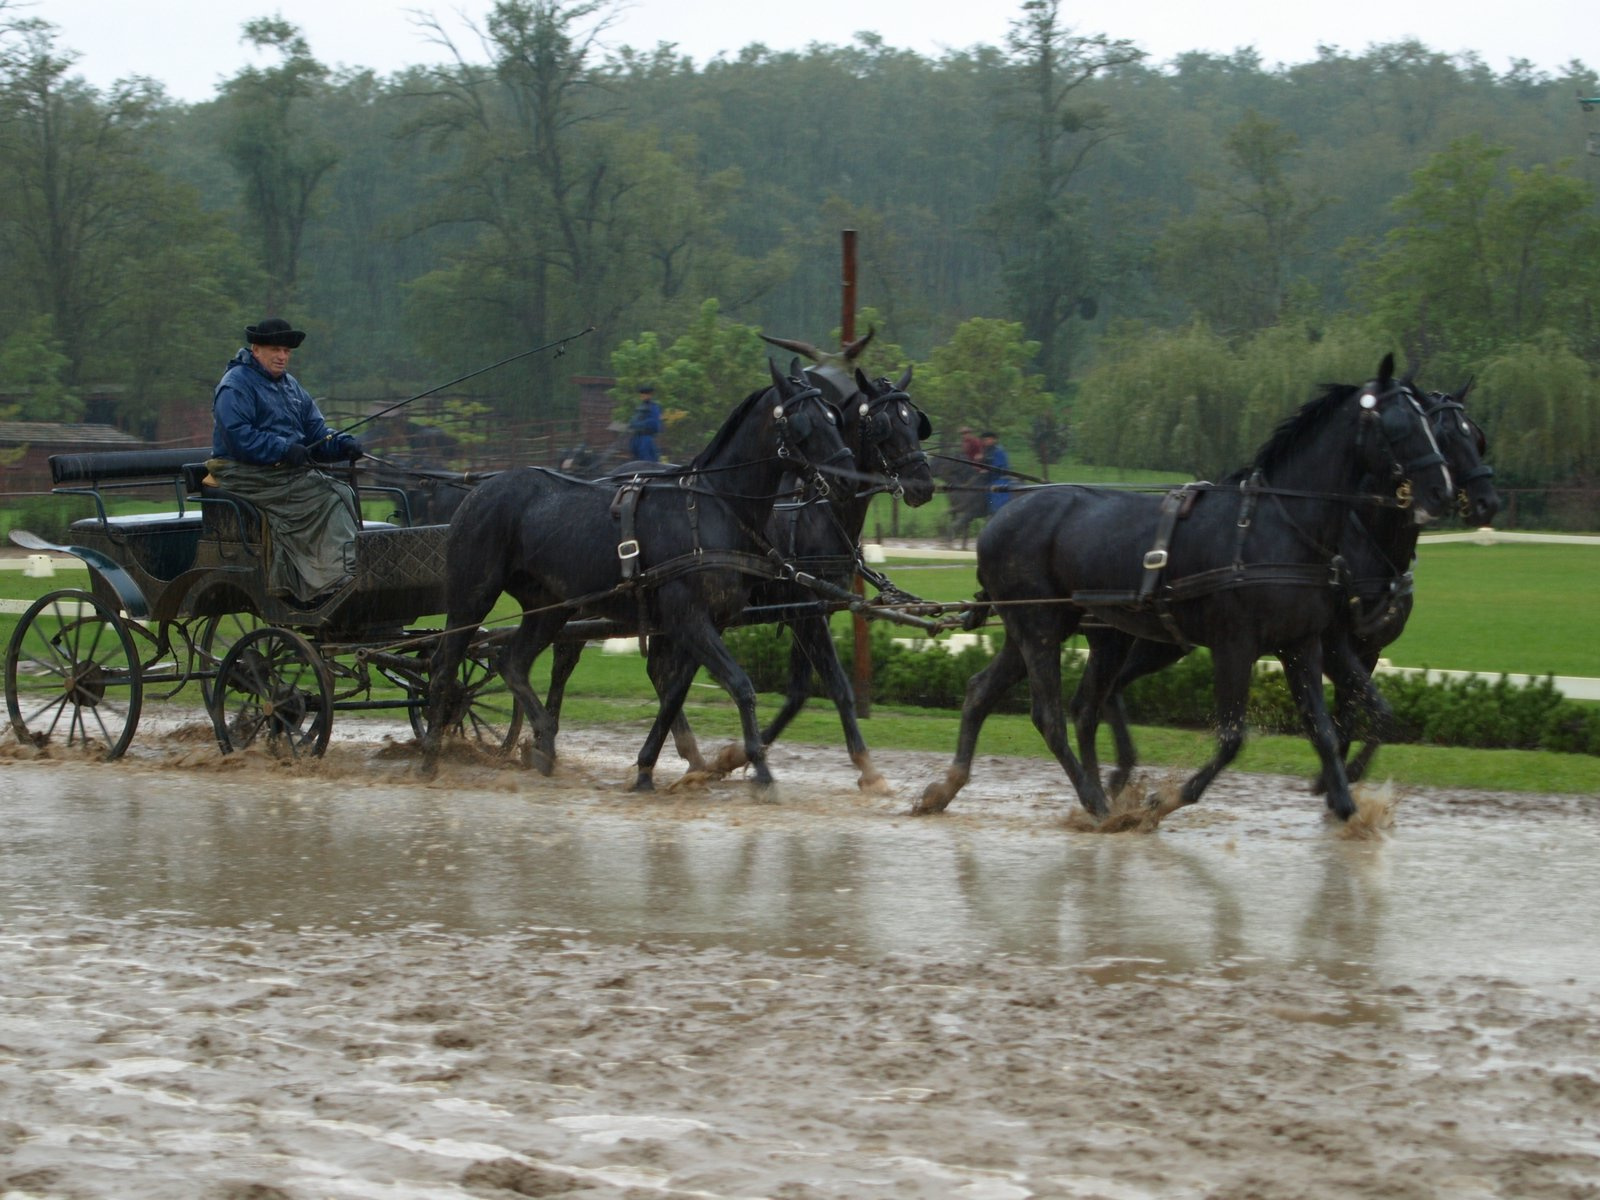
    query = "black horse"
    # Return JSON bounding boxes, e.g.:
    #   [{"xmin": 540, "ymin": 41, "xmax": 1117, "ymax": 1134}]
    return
[
  {"xmin": 537, "ymin": 333, "xmax": 938, "ymax": 790},
  {"xmin": 419, "ymin": 360, "xmax": 855, "ymax": 787},
  {"xmin": 914, "ymin": 355, "xmax": 1457, "ymax": 823},
  {"xmin": 1065, "ymin": 378, "xmax": 1500, "ymax": 803},
  {"xmin": 662, "ymin": 337, "xmax": 937, "ymax": 789}
]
